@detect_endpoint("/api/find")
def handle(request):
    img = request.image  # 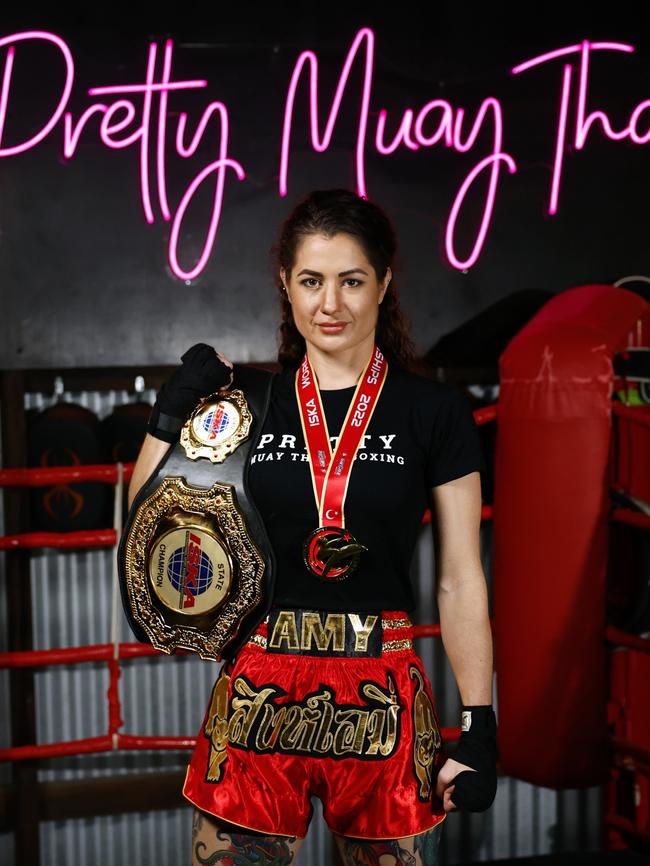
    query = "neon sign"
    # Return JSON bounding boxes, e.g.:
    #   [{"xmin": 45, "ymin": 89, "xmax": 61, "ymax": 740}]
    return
[
  {"xmin": 510, "ymin": 41, "xmax": 640, "ymax": 214},
  {"xmin": 0, "ymin": 29, "xmax": 645, "ymax": 280}
]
